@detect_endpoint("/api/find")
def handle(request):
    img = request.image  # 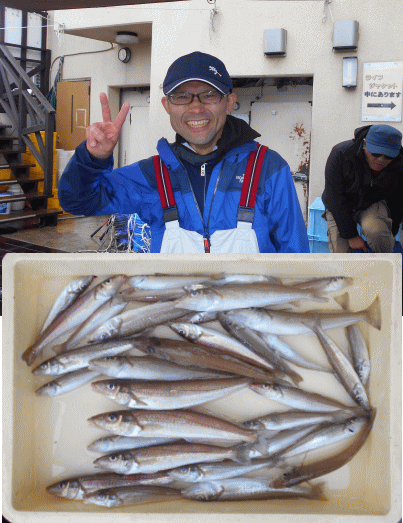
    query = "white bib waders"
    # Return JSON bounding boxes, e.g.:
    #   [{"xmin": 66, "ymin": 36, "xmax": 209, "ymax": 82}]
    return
[{"xmin": 155, "ymin": 144, "xmax": 268, "ymax": 253}]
